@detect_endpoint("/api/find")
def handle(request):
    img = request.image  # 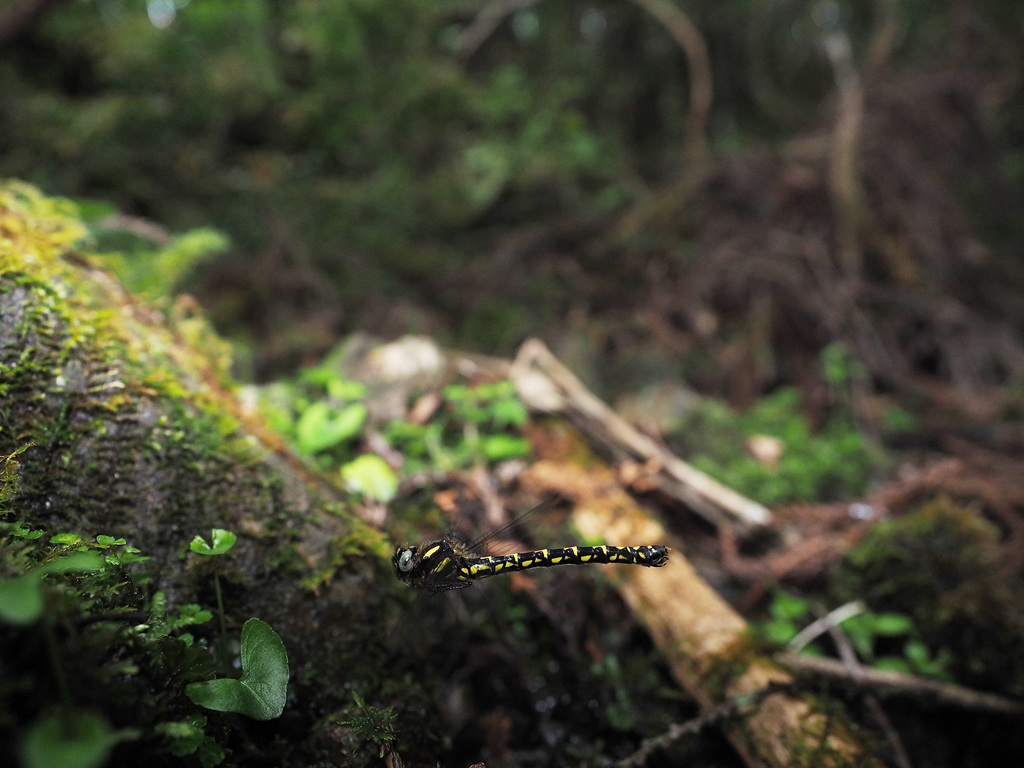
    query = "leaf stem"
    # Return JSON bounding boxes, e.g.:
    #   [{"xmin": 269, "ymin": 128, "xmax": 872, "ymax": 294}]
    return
[{"xmin": 214, "ymin": 571, "xmax": 228, "ymax": 673}]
